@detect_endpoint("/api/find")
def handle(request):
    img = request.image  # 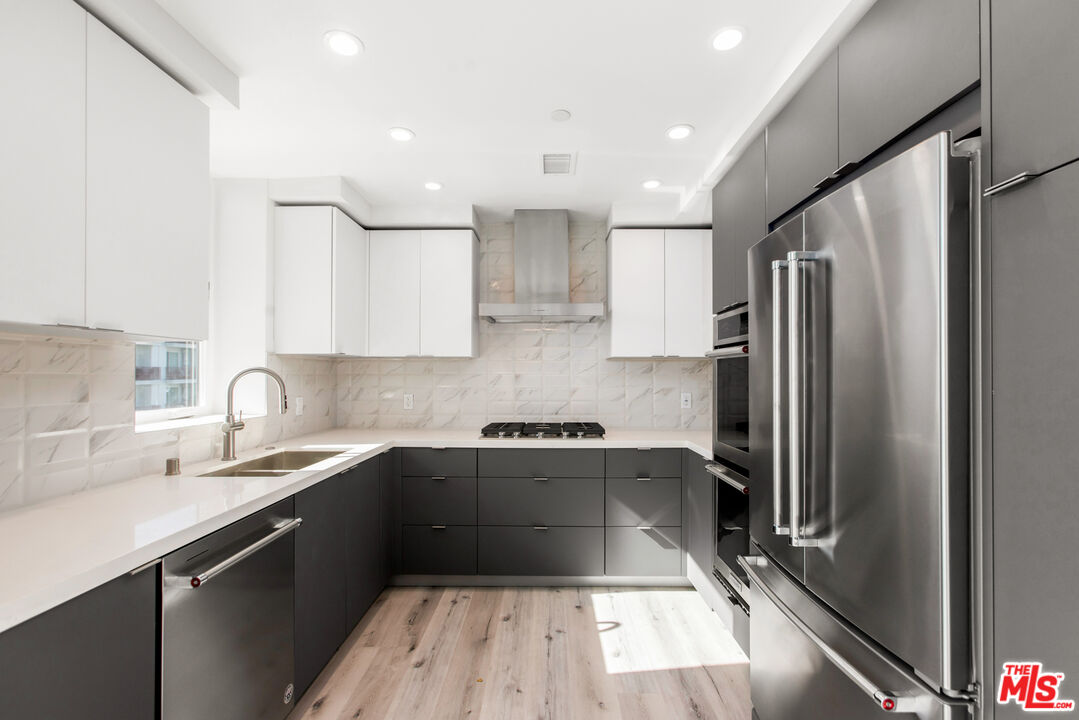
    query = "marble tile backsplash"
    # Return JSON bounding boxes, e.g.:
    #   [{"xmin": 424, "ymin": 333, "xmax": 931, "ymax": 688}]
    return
[
  {"xmin": 335, "ymin": 222, "xmax": 713, "ymax": 431},
  {"xmin": 0, "ymin": 333, "xmax": 335, "ymax": 514}
]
